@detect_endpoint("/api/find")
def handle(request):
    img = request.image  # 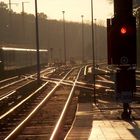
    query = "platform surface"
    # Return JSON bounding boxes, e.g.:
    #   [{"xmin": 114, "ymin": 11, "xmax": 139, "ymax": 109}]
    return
[{"xmin": 65, "ymin": 102, "xmax": 140, "ymax": 140}]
